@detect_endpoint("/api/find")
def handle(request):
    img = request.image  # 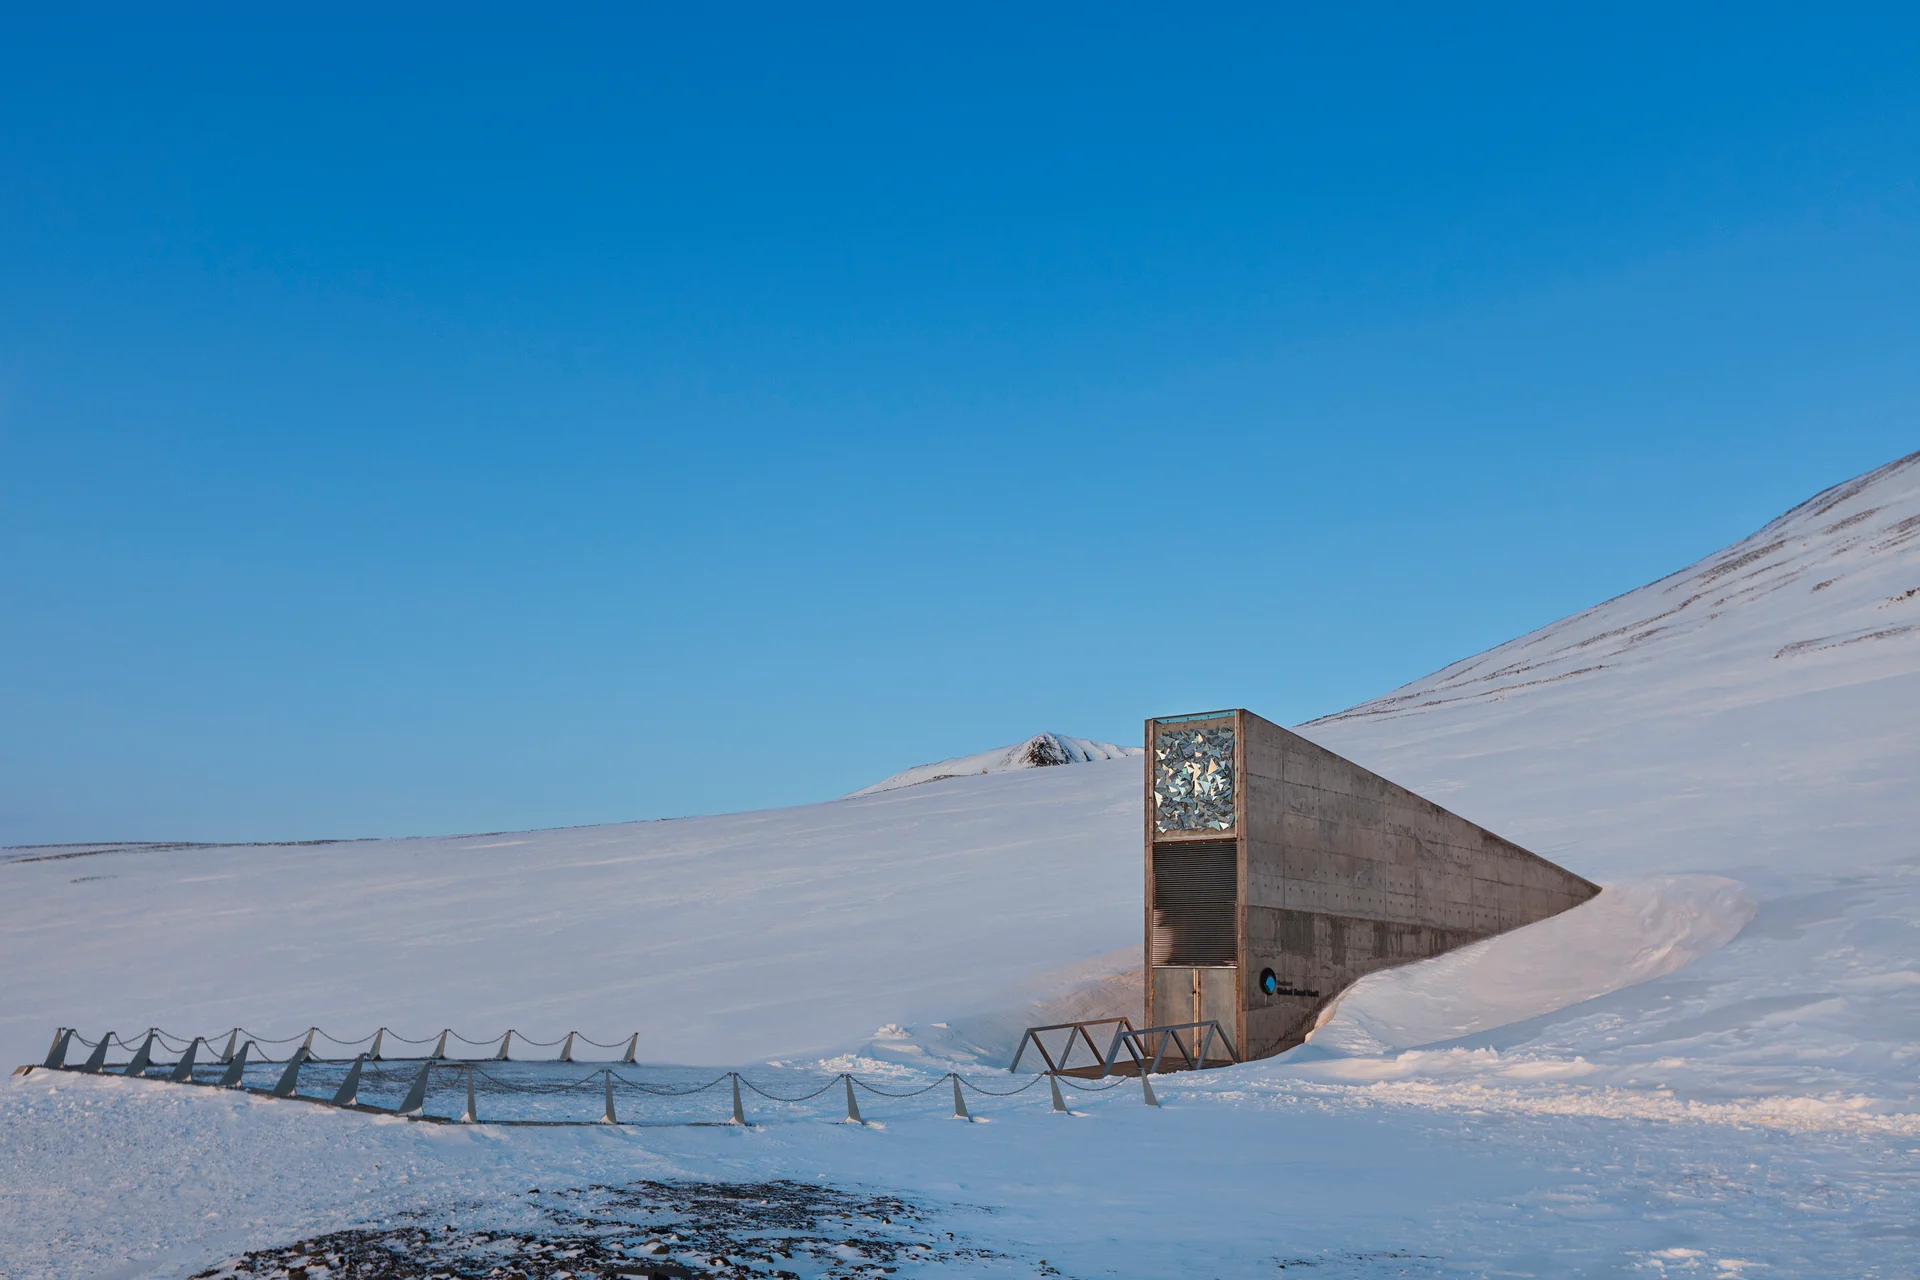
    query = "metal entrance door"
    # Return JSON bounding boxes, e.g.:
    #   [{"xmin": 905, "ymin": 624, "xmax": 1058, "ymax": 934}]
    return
[
  {"xmin": 1151, "ymin": 836, "xmax": 1238, "ymax": 1053},
  {"xmin": 1150, "ymin": 965, "xmax": 1237, "ymax": 1059}
]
